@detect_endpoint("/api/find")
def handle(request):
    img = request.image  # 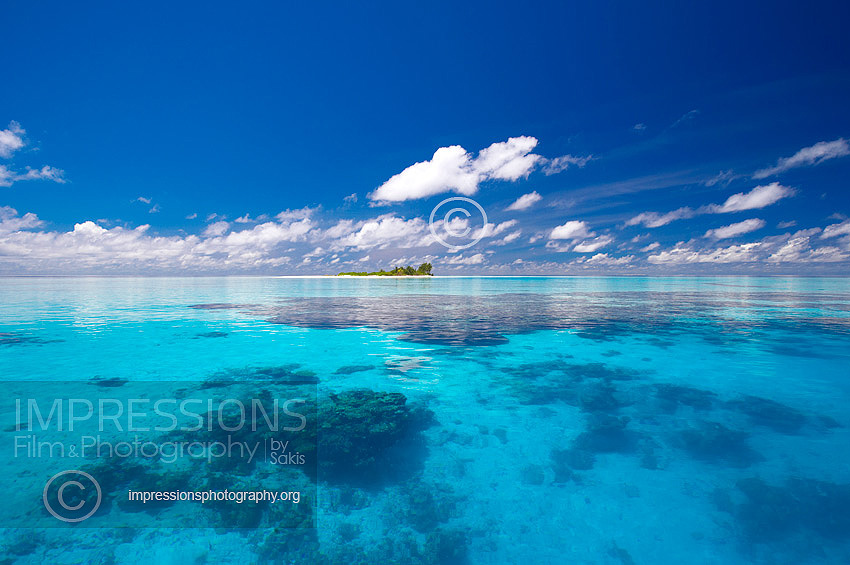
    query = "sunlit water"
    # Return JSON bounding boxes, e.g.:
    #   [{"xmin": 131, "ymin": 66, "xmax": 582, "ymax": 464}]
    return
[{"xmin": 1, "ymin": 276, "xmax": 849, "ymax": 564}]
